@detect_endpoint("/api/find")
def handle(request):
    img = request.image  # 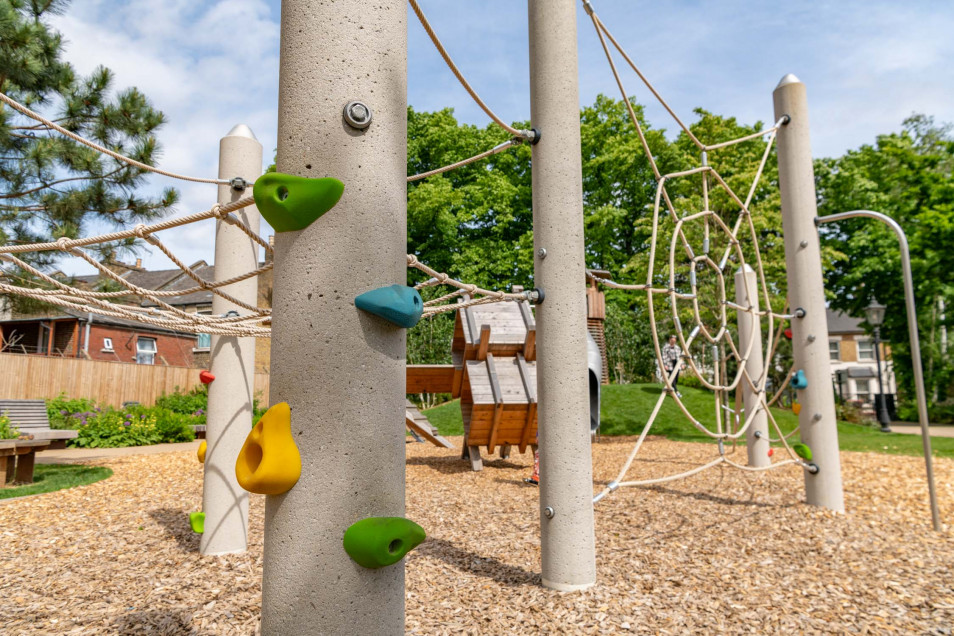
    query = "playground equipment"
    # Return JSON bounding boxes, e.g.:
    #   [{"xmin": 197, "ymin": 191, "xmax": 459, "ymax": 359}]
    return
[
  {"xmin": 343, "ymin": 517, "xmax": 427, "ymax": 569},
  {"xmin": 404, "ymin": 401, "xmax": 454, "ymax": 449},
  {"xmin": 0, "ymin": 0, "xmax": 945, "ymax": 631},
  {"xmin": 235, "ymin": 402, "xmax": 301, "ymax": 496}
]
